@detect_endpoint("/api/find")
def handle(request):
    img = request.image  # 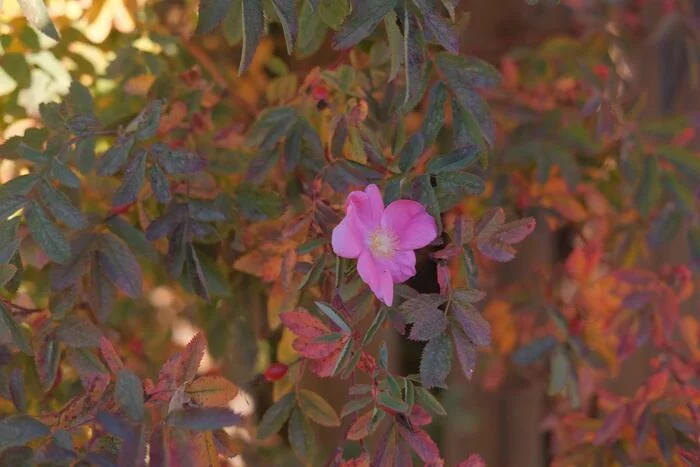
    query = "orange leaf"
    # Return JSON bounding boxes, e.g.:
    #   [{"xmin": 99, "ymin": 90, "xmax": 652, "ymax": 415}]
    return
[{"xmin": 187, "ymin": 376, "xmax": 239, "ymax": 408}]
